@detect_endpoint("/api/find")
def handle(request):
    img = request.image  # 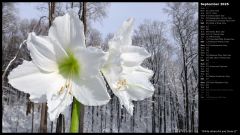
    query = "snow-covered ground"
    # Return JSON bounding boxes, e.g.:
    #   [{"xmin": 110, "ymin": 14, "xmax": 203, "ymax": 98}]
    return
[
  {"xmin": 2, "ymin": 88, "xmax": 197, "ymax": 133},
  {"xmin": 2, "ymin": 90, "xmax": 71, "ymax": 133}
]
